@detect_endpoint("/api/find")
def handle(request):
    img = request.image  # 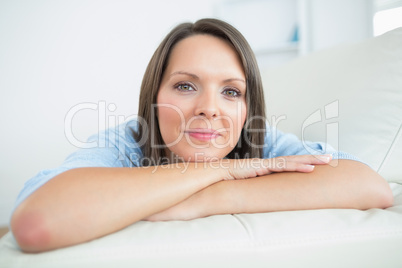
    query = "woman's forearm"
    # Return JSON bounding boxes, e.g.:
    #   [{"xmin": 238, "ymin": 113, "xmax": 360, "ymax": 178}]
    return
[
  {"xmin": 227, "ymin": 160, "xmax": 393, "ymax": 214},
  {"xmin": 12, "ymin": 157, "xmax": 384, "ymax": 251},
  {"xmin": 10, "ymin": 155, "xmax": 322, "ymax": 252},
  {"xmin": 147, "ymin": 160, "xmax": 393, "ymax": 221},
  {"xmin": 11, "ymin": 164, "xmax": 224, "ymax": 253}
]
